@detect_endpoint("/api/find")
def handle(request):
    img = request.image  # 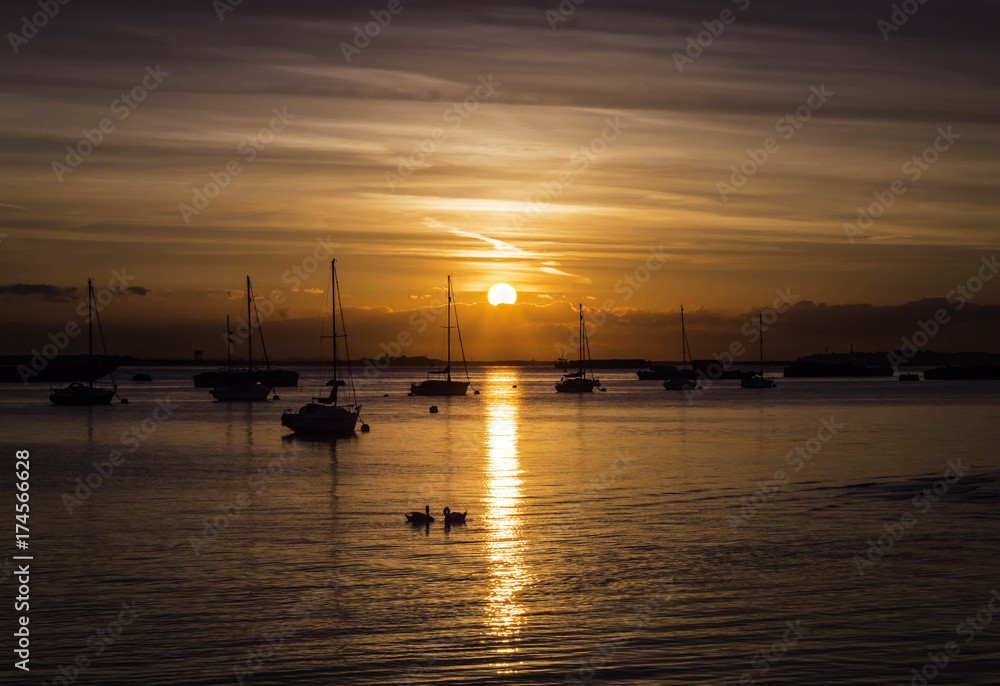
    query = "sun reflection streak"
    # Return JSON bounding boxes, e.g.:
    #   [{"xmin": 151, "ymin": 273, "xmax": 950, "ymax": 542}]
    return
[{"xmin": 483, "ymin": 370, "xmax": 531, "ymax": 673}]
